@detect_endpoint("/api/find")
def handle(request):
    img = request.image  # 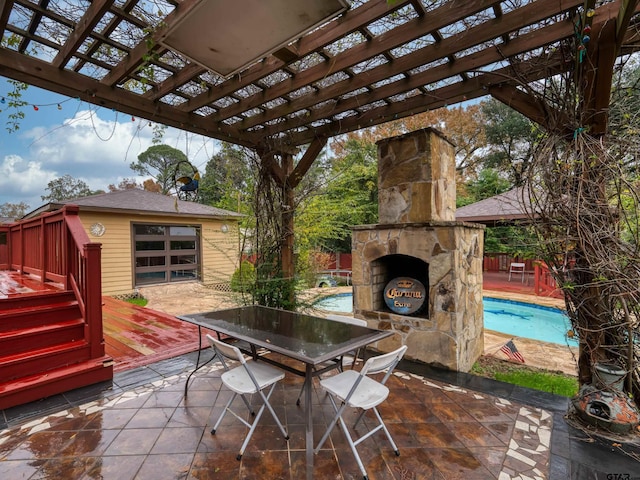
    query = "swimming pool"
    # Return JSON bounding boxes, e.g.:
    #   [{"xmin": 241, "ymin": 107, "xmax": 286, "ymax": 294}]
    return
[{"xmin": 313, "ymin": 293, "xmax": 577, "ymax": 346}]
